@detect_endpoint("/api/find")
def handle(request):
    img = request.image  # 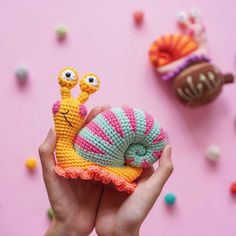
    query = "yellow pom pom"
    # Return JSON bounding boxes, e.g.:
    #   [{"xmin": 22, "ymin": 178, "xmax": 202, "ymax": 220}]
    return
[{"xmin": 25, "ymin": 158, "xmax": 37, "ymax": 170}]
